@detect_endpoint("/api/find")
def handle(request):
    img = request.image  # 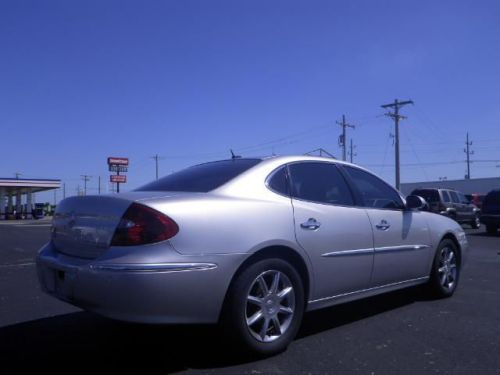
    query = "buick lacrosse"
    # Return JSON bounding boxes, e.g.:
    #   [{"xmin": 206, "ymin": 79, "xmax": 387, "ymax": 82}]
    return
[{"xmin": 37, "ymin": 156, "xmax": 468, "ymax": 354}]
